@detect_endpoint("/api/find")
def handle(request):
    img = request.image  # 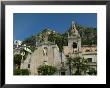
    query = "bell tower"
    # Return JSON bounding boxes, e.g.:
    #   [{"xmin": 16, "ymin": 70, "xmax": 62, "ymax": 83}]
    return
[{"xmin": 68, "ymin": 21, "xmax": 81, "ymax": 57}]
